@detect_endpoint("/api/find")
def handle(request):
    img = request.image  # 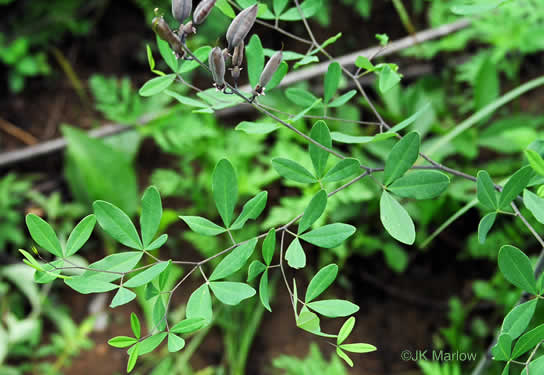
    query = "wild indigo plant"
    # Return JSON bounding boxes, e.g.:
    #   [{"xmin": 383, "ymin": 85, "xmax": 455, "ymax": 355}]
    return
[{"xmin": 19, "ymin": 0, "xmax": 544, "ymax": 373}]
